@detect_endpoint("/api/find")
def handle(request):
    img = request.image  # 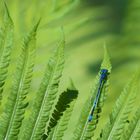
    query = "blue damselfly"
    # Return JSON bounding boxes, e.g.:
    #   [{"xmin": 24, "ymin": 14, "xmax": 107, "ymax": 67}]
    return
[{"xmin": 88, "ymin": 69, "xmax": 108, "ymax": 122}]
